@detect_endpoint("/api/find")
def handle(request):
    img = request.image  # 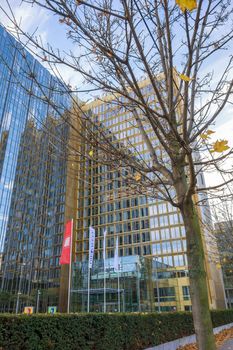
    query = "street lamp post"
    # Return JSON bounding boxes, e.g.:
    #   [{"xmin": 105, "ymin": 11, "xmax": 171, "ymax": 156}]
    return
[
  {"xmin": 36, "ymin": 289, "xmax": 41, "ymax": 313},
  {"xmin": 136, "ymin": 261, "xmax": 141, "ymax": 312},
  {"xmin": 153, "ymin": 257, "xmax": 161, "ymax": 313},
  {"xmin": 16, "ymin": 262, "xmax": 25, "ymax": 314}
]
